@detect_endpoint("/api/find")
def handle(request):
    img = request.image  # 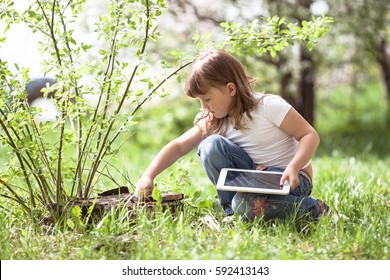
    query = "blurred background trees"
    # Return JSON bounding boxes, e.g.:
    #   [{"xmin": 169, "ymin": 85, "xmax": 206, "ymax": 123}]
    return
[
  {"xmin": 161, "ymin": 0, "xmax": 390, "ymax": 126},
  {"xmin": 3, "ymin": 0, "xmax": 389, "ymax": 127}
]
